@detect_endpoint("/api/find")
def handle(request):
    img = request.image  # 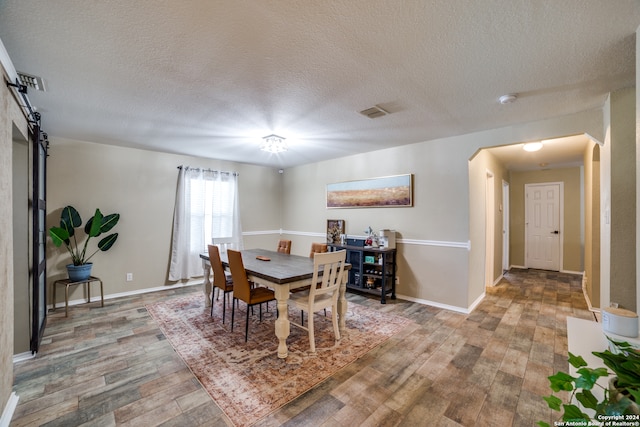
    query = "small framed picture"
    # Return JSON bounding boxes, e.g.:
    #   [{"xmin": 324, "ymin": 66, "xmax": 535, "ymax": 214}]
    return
[{"xmin": 326, "ymin": 219, "xmax": 345, "ymax": 244}]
